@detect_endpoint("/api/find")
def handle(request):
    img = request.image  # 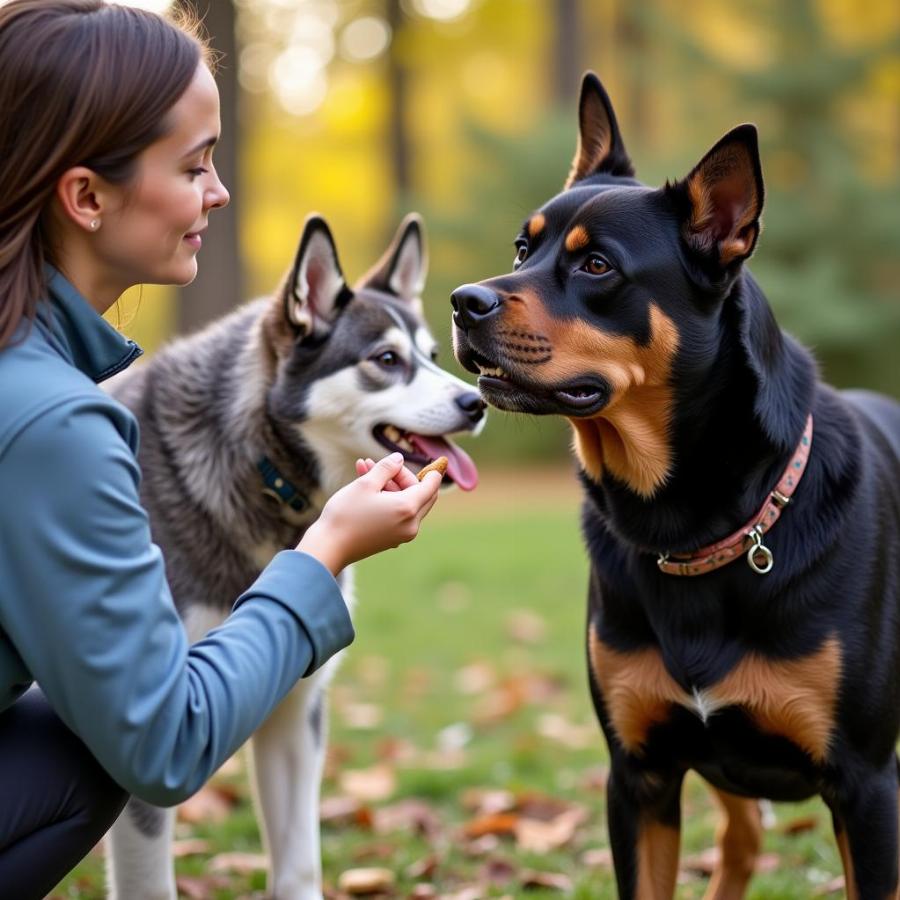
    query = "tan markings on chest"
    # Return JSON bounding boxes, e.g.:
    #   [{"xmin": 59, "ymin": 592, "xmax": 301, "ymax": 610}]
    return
[{"xmin": 588, "ymin": 631, "xmax": 842, "ymax": 762}]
